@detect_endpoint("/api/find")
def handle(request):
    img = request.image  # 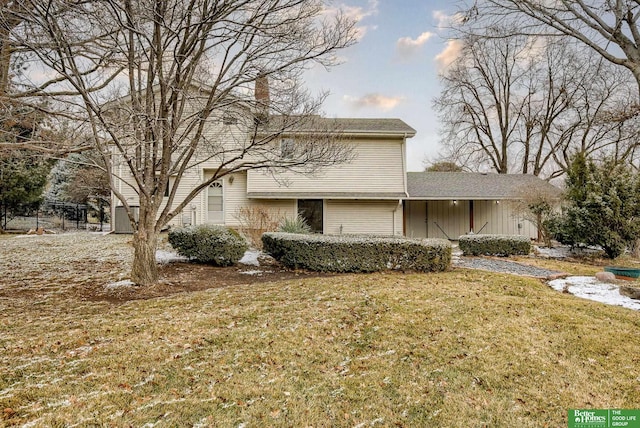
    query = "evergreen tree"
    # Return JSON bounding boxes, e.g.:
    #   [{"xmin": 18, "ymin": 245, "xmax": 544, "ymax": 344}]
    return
[
  {"xmin": 548, "ymin": 154, "xmax": 640, "ymax": 258},
  {"xmin": 0, "ymin": 151, "xmax": 51, "ymax": 229}
]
